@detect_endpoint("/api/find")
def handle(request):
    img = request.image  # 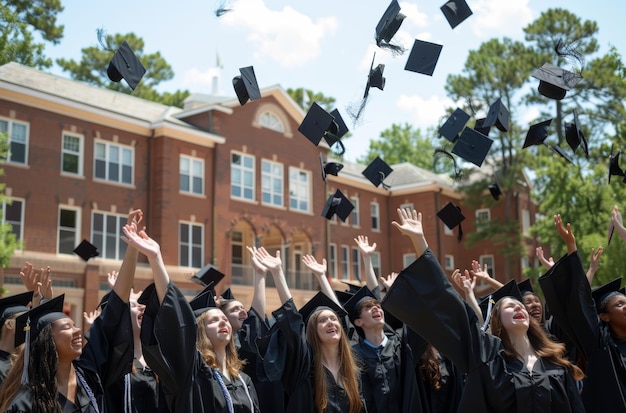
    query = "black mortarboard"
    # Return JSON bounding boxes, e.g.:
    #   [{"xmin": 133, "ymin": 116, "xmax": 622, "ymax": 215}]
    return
[
  {"xmin": 609, "ymin": 149, "xmax": 625, "ymax": 184},
  {"xmin": 341, "ymin": 281, "xmax": 364, "ymax": 294},
  {"xmin": 440, "ymin": 0, "xmax": 473, "ymax": 29},
  {"xmin": 451, "ymin": 127, "xmax": 493, "ymax": 167},
  {"xmin": 437, "ymin": 202, "xmax": 465, "ymax": 230},
  {"xmin": 298, "ymin": 291, "xmax": 347, "ymax": 326},
  {"xmin": 592, "ymin": 278, "xmax": 622, "ymax": 313},
  {"xmin": 364, "ymin": 54, "xmax": 386, "ymax": 98},
  {"xmin": 517, "ymin": 279, "xmax": 535, "ymax": 296},
  {"xmin": 335, "ymin": 290, "xmax": 355, "ymax": 306},
  {"xmin": 191, "ymin": 263, "xmax": 225, "ymax": 287},
  {"xmin": 479, "ymin": 280, "xmax": 523, "ymax": 328},
  {"xmin": 375, "ymin": 0, "xmax": 405, "ymax": 46},
  {"xmin": 532, "ymin": 63, "xmax": 583, "ymax": 101},
  {"xmin": 320, "ymin": 153, "xmax": 344, "ymax": 182},
  {"xmin": 106, "ymin": 41, "xmax": 146, "ymax": 91},
  {"xmin": 321, "ymin": 189, "xmax": 354, "ymax": 222},
  {"xmin": 232, "ymin": 66, "xmax": 261, "ymax": 106},
  {"xmin": 299, "ymin": 102, "xmax": 337, "ymax": 146},
  {"xmin": 483, "ymin": 98, "xmax": 510, "ymax": 132},
  {"xmin": 220, "ymin": 288, "xmax": 235, "ymax": 301},
  {"xmin": 343, "ymin": 286, "xmax": 379, "ymax": 324},
  {"xmin": 564, "ymin": 110, "xmax": 589, "ymax": 159},
  {"xmin": 404, "ymin": 39, "xmax": 443, "ymax": 76},
  {"xmin": 474, "ymin": 118, "xmax": 491, "ymax": 137},
  {"xmin": 0, "ymin": 291, "xmax": 32, "ymax": 325},
  {"xmin": 324, "ymin": 109, "xmax": 348, "ymax": 156},
  {"xmin": 548, "ymin": 144, "xmax": 574, "ymax": 164},
  {"xmin": 362, "ymin": 156, "xmax": 393, "ymax": 189},
  {"xmin": 189, "ymin": 283, "xmax": 218, "ymax": 317},
  {"xmin": 488, "ymin": 182, "xmax": 502, "ymax": 201},
  {"xmin": 15, "ymin": 294, "xmax": 65, "ymax": 347},
  {"xmin": 438, "ymin": 108, "xmax": 470, "ymax": 142},
  {"xmin": 608, "ymin": 218, "xmax": 615, "ymax": 245},
  {"xmin": 523, "ymin": 119, "xmax": 552, "ymax": 149},
  {"xmin": 73, "ymin": 239, "xmax": 99, "ymax": 262}
]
